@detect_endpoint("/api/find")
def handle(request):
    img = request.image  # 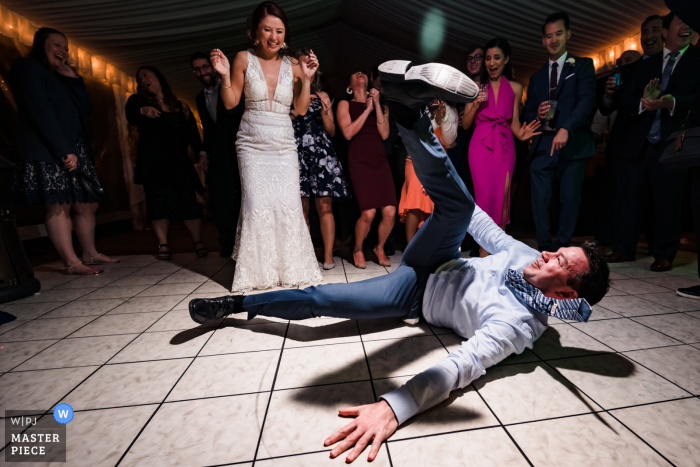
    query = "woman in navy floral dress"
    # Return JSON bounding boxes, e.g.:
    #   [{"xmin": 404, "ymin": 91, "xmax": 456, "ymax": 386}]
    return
[{"xmin": 291, "ymin": 72, "xmax": 350, "ymax": 270}]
